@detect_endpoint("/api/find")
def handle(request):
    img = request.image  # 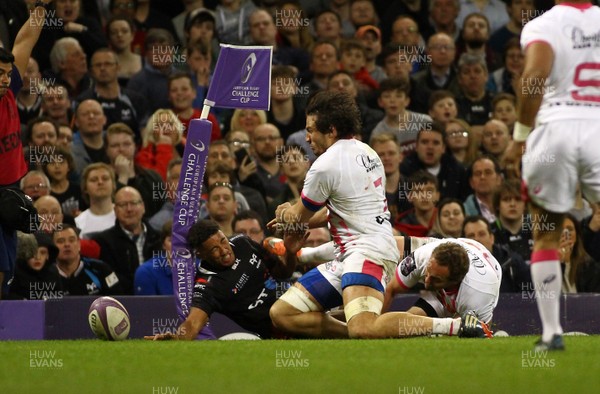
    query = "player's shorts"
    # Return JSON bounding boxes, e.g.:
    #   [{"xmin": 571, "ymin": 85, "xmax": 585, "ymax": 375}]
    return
[
  {"xmin": 297, "ymin": 253, "xmax": 397, "ymax": 310},
  {"xmin": 523, "ymin": 120, "xmax": 600, "ymax": 212}
]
